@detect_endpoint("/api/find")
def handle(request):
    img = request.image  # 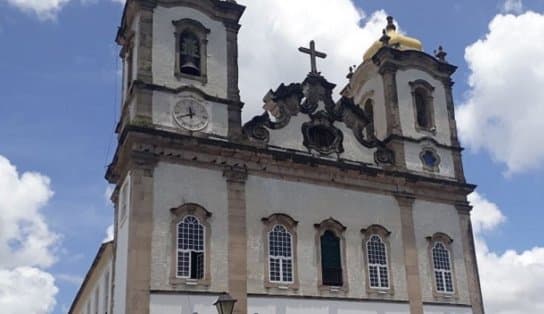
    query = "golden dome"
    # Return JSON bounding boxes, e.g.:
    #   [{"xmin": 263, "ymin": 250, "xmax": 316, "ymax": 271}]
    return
[{"xmin": 363, "ymin": 16, "xmax": 423, "ymax": 61}]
